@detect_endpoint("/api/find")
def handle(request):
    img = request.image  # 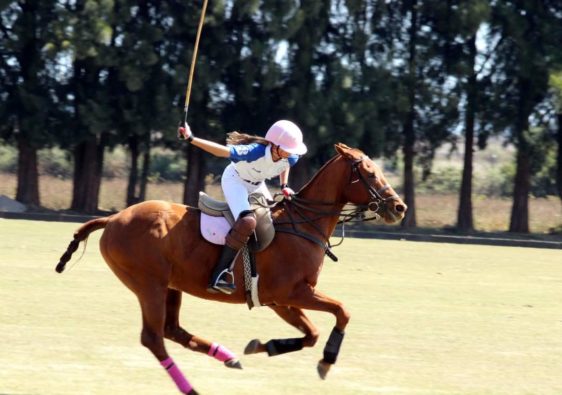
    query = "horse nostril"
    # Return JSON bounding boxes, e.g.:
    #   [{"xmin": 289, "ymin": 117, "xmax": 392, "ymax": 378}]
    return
[{"xmin": 395, "ymin": 204, "xmax": 405, "ymax": 213}]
